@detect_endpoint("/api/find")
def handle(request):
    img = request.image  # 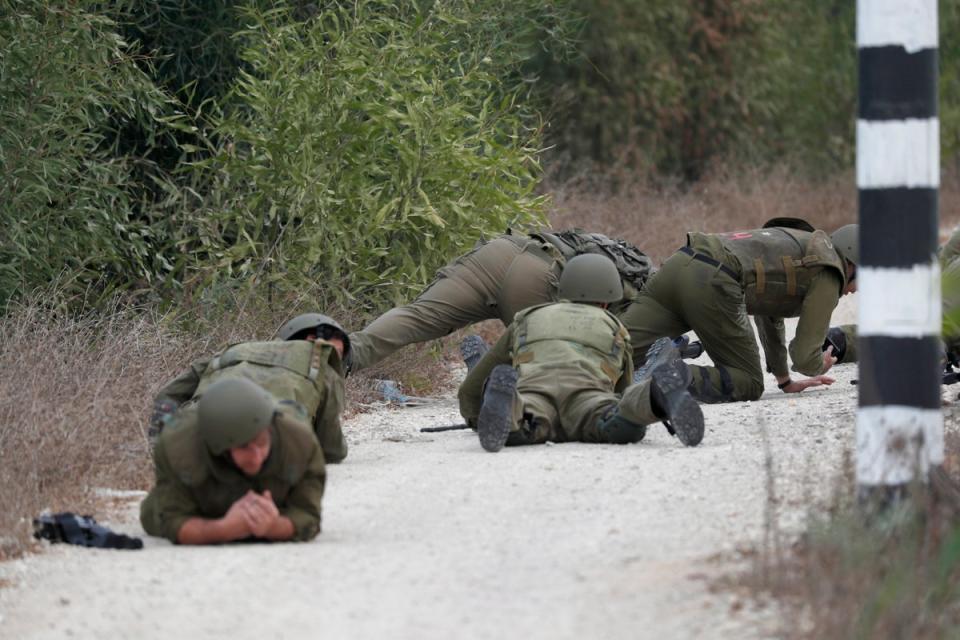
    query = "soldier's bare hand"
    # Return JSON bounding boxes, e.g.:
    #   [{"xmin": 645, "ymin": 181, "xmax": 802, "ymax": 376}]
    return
[
  {"xmin": 243, "ymin": 491, "xmax": 280, "ymax": 538},
  {"xmin": 782, "ymin": 375, "xmax": 835, "ymax": 394},
  {"xmin": 221, "ymin": 496, "xmax": 253, "ymax": 538},
  {"xmin": 821, "ymin": 346, "xmax": 838, "ymax": 374}
]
